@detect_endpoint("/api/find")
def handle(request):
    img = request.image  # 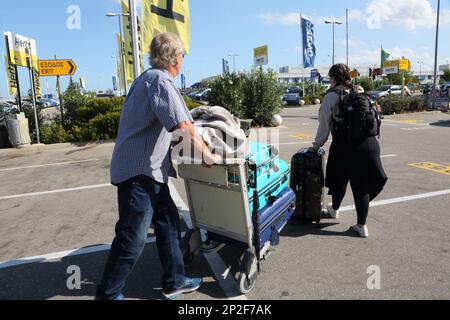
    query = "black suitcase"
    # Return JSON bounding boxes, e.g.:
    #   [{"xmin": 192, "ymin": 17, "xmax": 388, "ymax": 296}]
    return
[{"xmin": 290, "ymin": 148, "xmax": 326, "ymax": 223}]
